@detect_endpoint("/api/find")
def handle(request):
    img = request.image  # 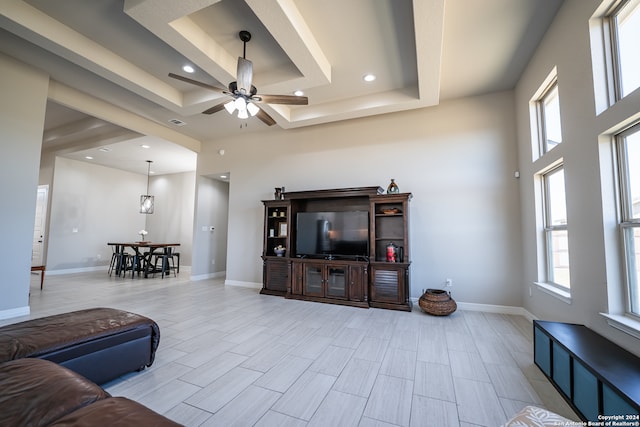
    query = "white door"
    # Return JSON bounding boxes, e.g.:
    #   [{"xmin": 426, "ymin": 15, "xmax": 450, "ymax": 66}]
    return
[{"xmin": 32, "ymin": 185, "xmax": 48, "ymax": 266}]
